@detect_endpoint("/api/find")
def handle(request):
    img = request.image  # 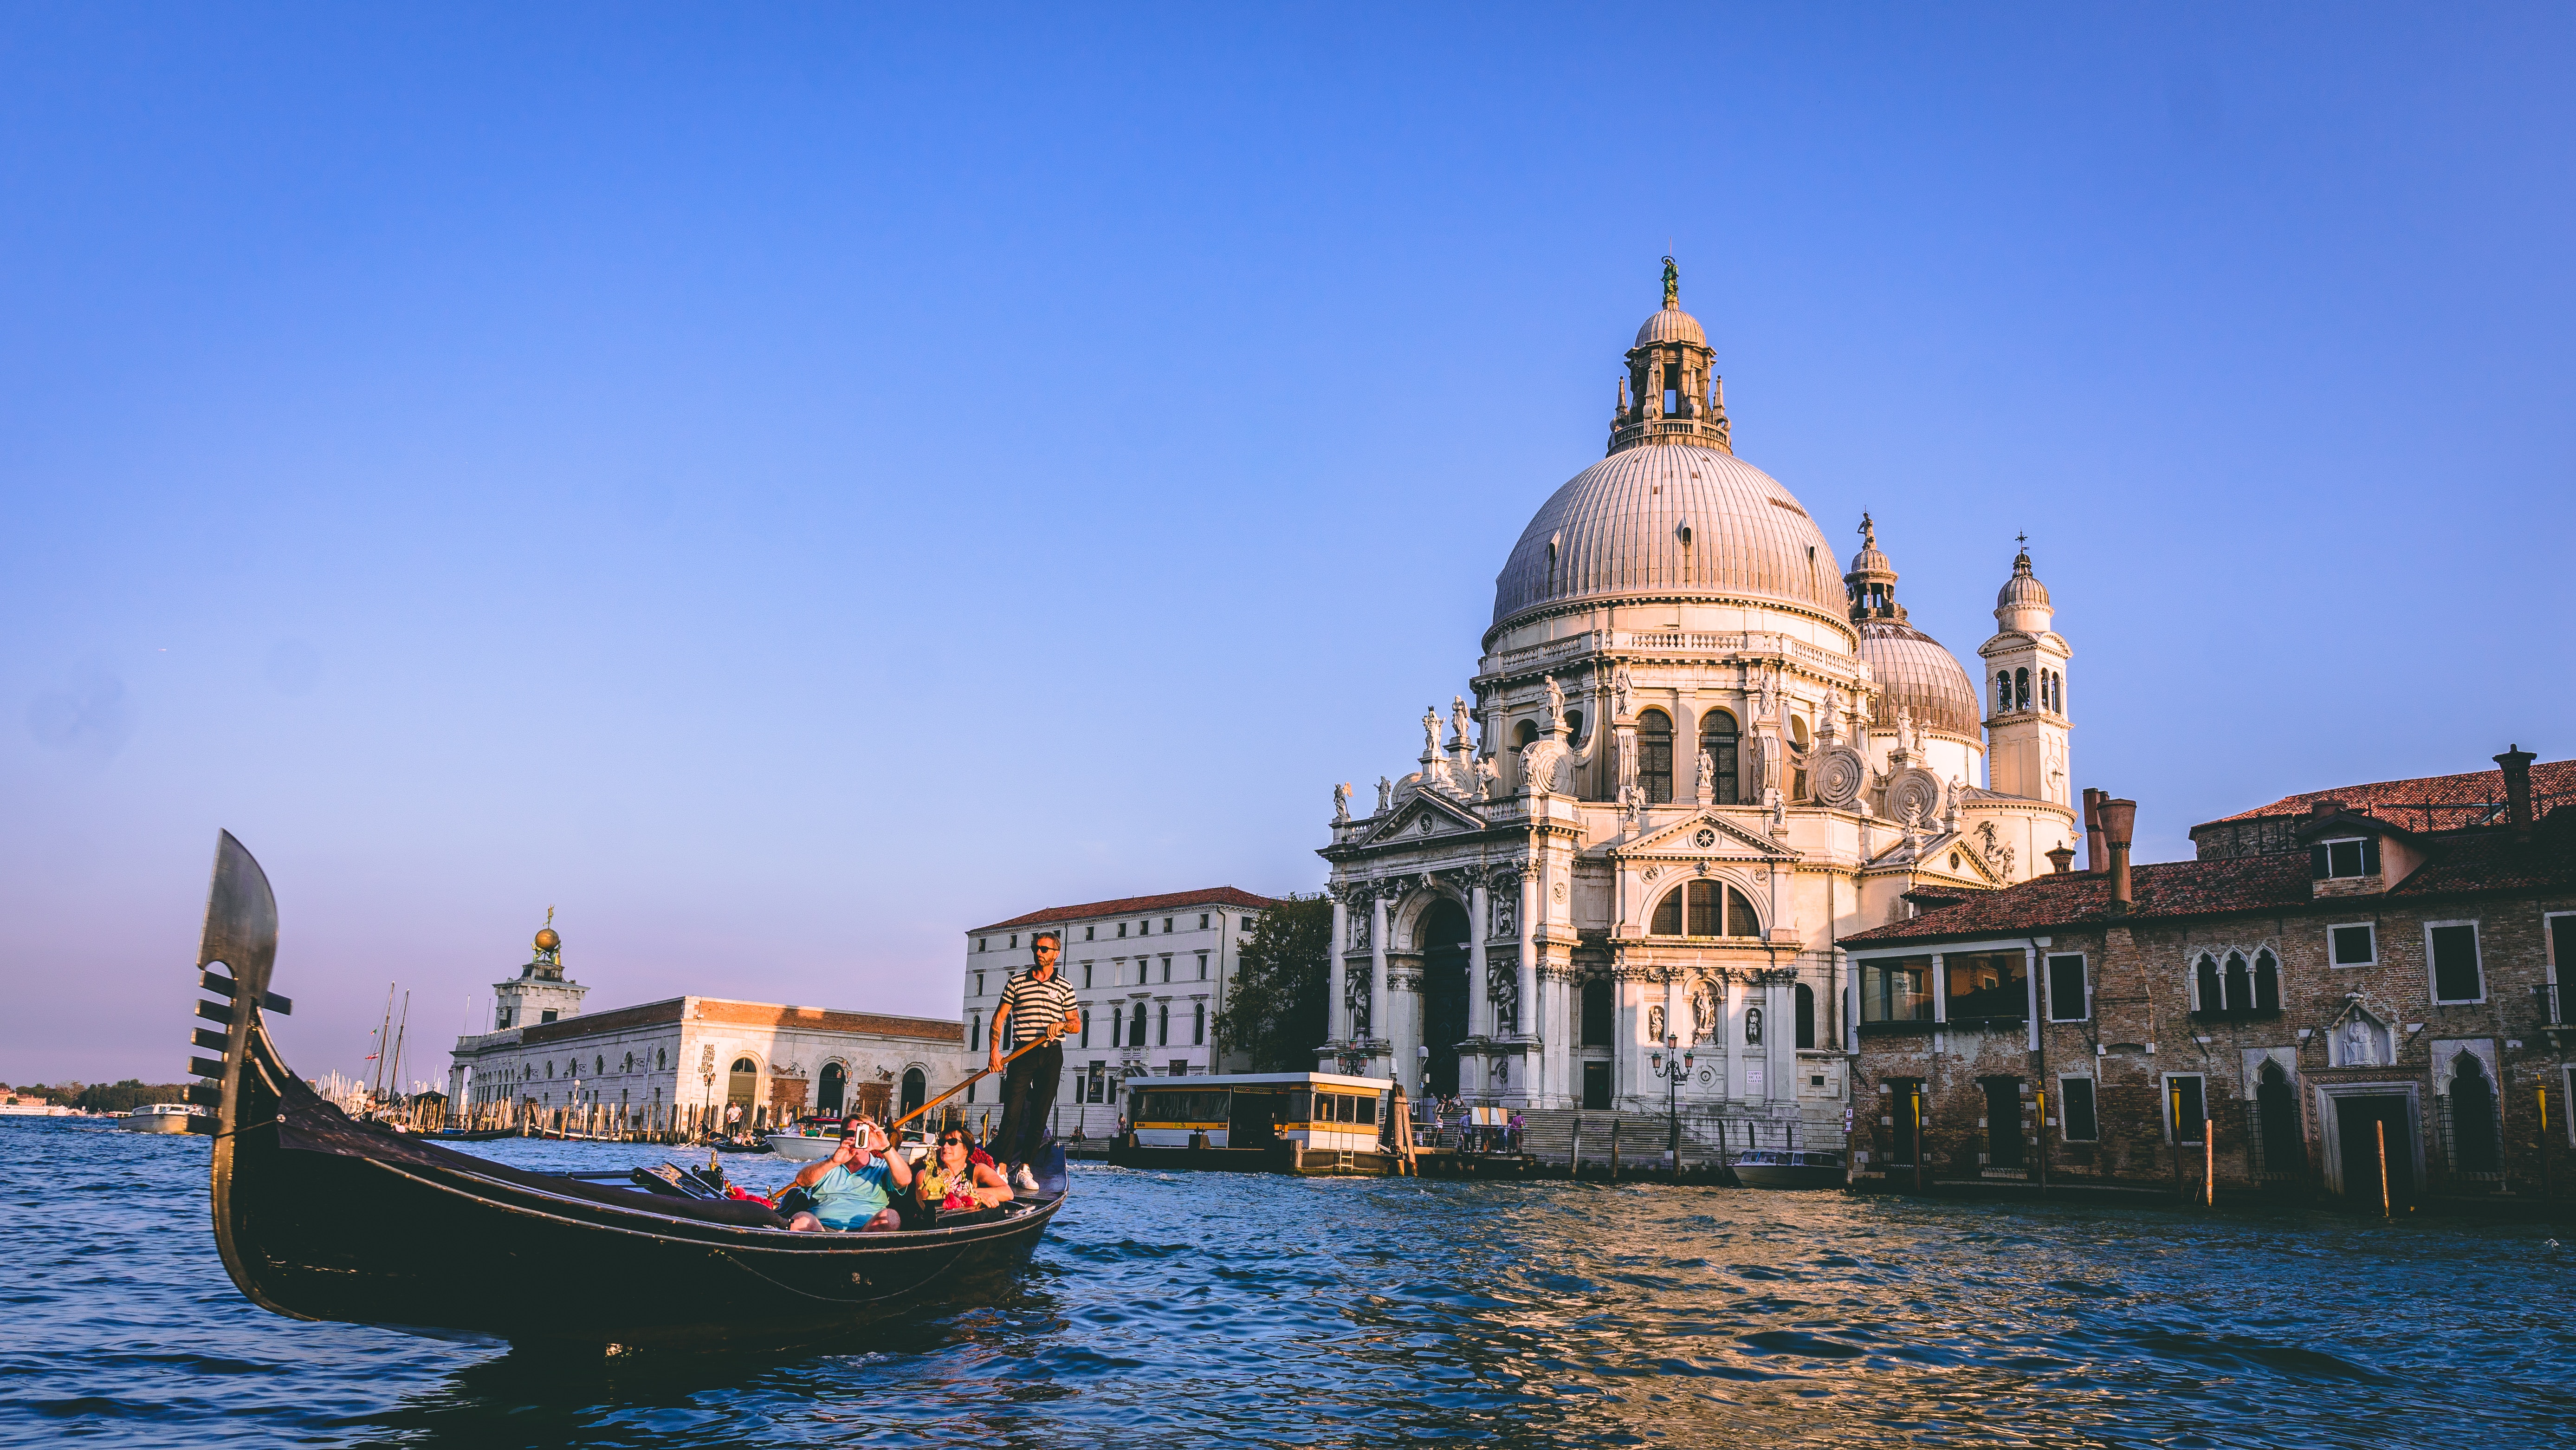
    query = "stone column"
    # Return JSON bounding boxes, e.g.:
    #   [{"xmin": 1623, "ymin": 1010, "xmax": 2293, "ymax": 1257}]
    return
[
  {"xmin": 1515, "ymin": 862, "xmax": 1539, "ymax": 1040},
  {"xmin": 1369, "ymin": 892, "xmax": 1390, "ymax": 1051},
  {"xmin": 1468, "ymin": 874, "xmax": 1492, "ymax": 1040},
  {"xmin": 1768, "ymin": 975, "xmax": 1790, "ymax": 1108},
  {"xmin": 1723, "ymin": 977, "xmax": 1743, "ymax": 1105},
  {"xmin": 1327, "ymin": 893, "xmax": 1349, "ymax": 1046}
]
